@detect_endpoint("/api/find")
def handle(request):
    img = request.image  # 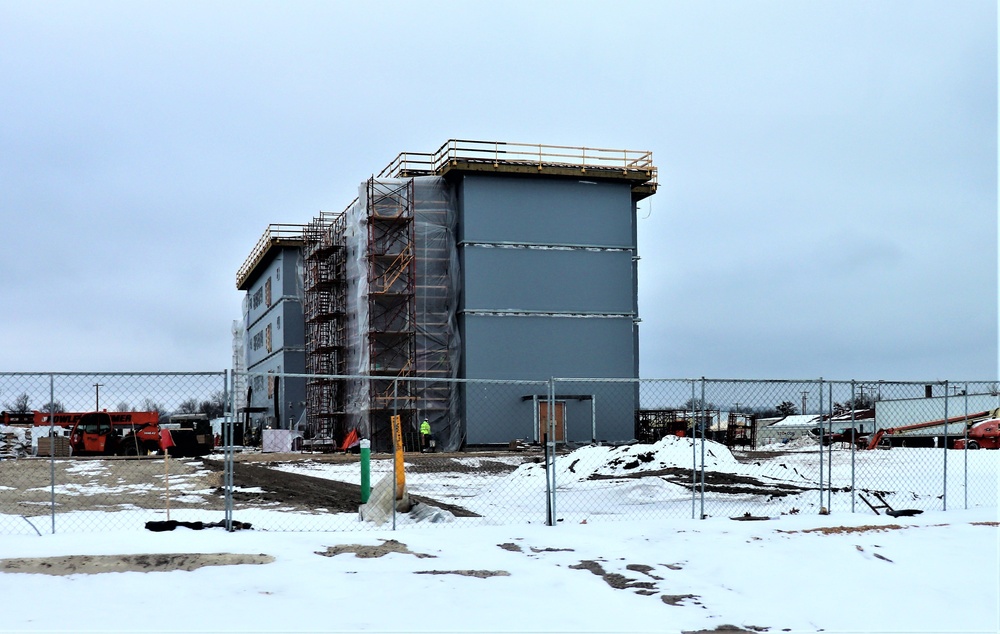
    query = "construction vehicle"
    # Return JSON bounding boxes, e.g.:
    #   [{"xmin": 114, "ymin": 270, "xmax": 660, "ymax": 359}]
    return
[
  {"xmin": 158, "ymin": 413, "xmax": 216, "ymax": 456},
  {"xmin": 67, "ymin": 410, "xmax": 213, "ymax": 457},
  {"xmin": 34, "ymin": 410, "xmax": 159, "ymax": 429},
  {"xmin": 952, "ymin": 417, "xmax": 1000, "ymax": 450},
  {"xmin": 4, "ymin": 410, "xmax": 160, "ymax": 429},
  {"xmin": 823, "ymin": 427, "xmax": 868, "ymax": 449},
  {"xmin": 864, "ymin": 409, "xmax": 998, "ymax": 450}
]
